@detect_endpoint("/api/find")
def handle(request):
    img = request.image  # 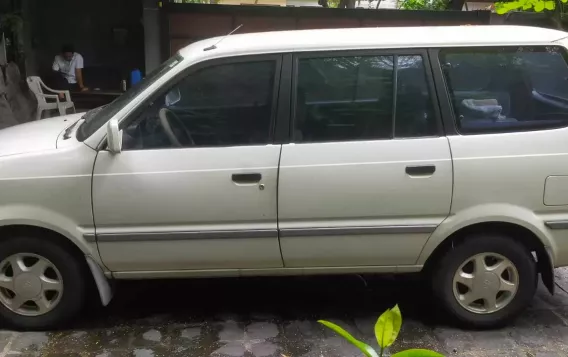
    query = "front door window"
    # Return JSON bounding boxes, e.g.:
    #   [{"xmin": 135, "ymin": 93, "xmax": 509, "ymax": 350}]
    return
[{"xmin": 122, "ymin": 60, "xmax": 277, "ymax": 150}]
